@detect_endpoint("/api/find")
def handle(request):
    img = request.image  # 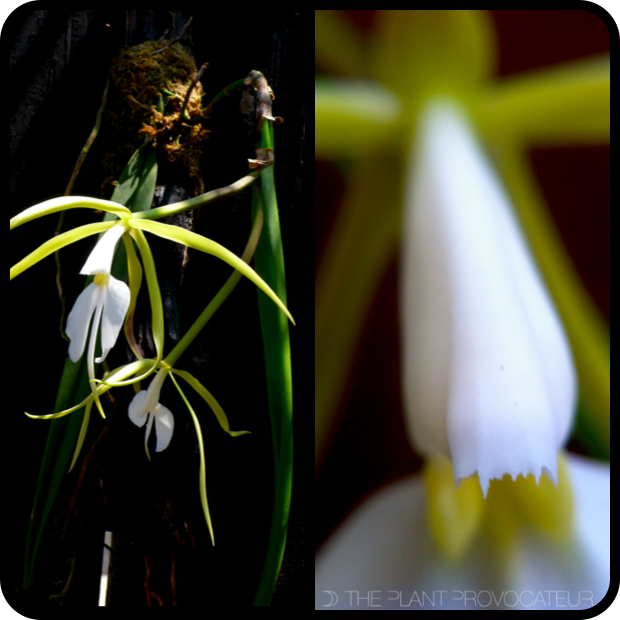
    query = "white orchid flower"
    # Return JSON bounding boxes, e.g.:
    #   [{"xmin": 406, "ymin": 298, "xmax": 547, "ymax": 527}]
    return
[
  {"xmin": 65, "ymin": 223, "xmax": 131, "ymax": 416},
  {"xmin": 66, "ymin": 224, "xmax": 130, "ymax": 364},
  {"xmin": 11, "ymin": 190, "xmax": 294, "ymax": 398},
  {"xmin": 315, "ymin": 9, "xmax": 609, "ymax": 612},
  {"xmin": 128, "ymin": 368, "xmax": 174, "ymax": 456},
  {"xmin": 400, "ymin": 98, "xmax": 576, "ymax": 498}
]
